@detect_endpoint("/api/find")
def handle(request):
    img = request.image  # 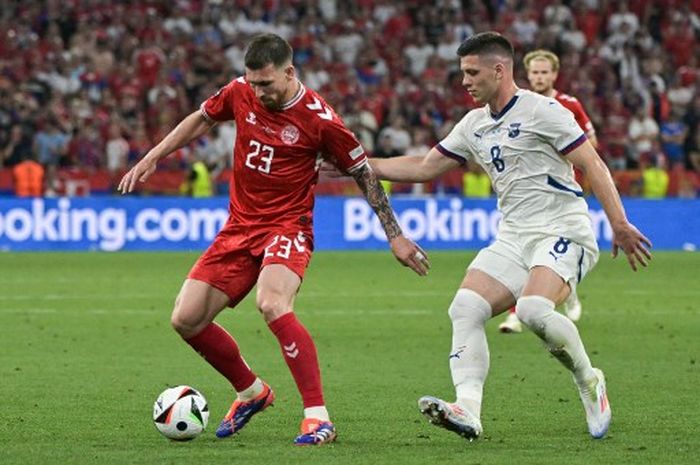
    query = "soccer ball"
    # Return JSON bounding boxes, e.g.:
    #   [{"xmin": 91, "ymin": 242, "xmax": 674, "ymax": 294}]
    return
[{"xmin": 153, "ymin": 385, "xmax": 209, "ymax": 440}]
